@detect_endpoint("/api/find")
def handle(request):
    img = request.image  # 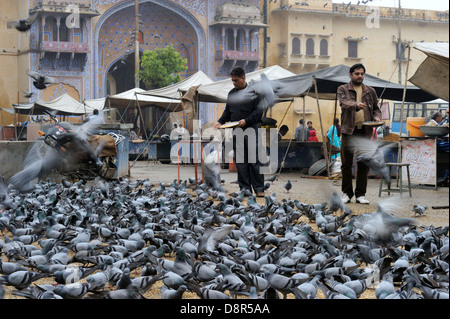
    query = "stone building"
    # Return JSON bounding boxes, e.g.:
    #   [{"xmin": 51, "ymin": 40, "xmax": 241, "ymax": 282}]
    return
[{"xmin": 0, "ymin": 0, "xmax": 448, "ymax": 135}]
